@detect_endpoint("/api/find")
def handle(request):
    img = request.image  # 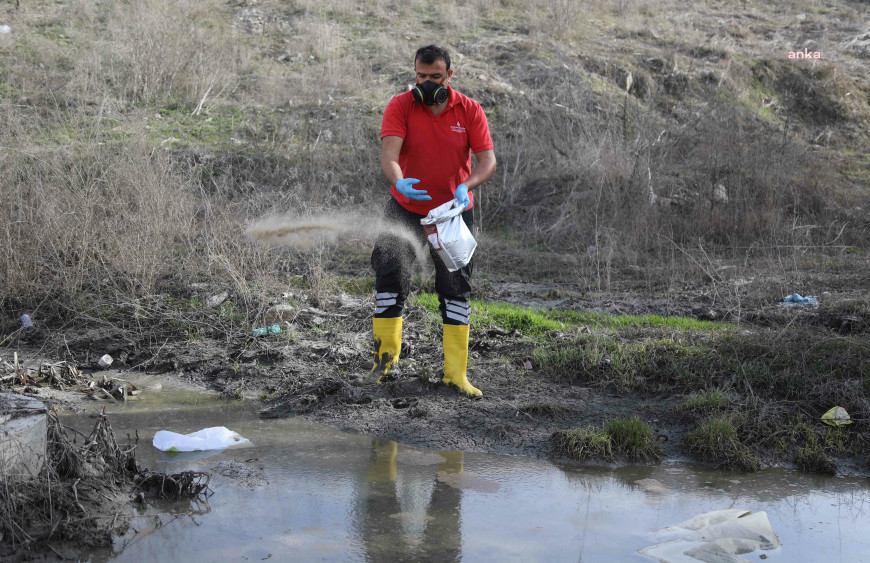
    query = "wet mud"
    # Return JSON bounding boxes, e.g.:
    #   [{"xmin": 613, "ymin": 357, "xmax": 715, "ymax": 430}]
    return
[{"xmin": 10, "ymin": 263, "xmax": 867, "ymax": 477}]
